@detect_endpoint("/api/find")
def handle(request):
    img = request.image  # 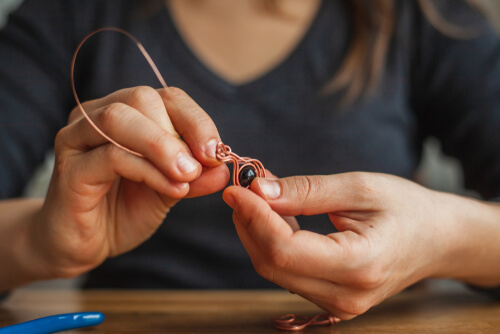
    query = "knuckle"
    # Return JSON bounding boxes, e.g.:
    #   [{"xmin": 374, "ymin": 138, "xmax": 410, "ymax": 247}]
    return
[
  {"xmin": 68, "ymin": 107, "xmax": 81, "ymax": 124},
  {"xmin": 347, "ymin": 172, "xmax": 381, "ymax": 203},
  {"xmin": 267, "ymin": 246, "xmax": 289, "ymax": 270},
  {"xmin": 288, "ymin": 176, "xmax": 326, "ymax": 212},
  {"xmin": 54, "ymin": 150, "xmax": 71, "ymax": 177},
  {"xmin": 54, "ymin": 126, "xmax": 70, "ymax": 153},
  {"xmin": 335, "ymin": 295, "xmax": 372, "ymax": 316},
  {"xmin": 98, "ymin": 102, "xmax": 128, "ymax": 127},
  {"xmin": 349, "ymin": 172, "xmax": 374, "ymax": 191},
  {"xmin": 290, "ymin": 176, "xmax": 313, "ymax": 200},
  {"xmin": 69, "ymin": 99, "xmax": 99, "ymax": 124},
  {"xmin": 188, "ymin": 112, "xmax": 212, "ymax": 130},
  {"xmin": 52, "ymin": 265, "xmax": 86, "ymax": 279},
  {"xmin": 167, "ymin": 87, "xmax": 198, "ymax": 113},
  {"xmin": 254, "ymin": 263, "xmax": 274, "ymax": 281},
  {"xmin": 351, "ymin": 266, "xmax": 386, "ymax": 289},
  {"xmin": 146, "ymin": 130, "xmax": 170, "ymax": 157},
  {"xmin": 167, "ymin": 86, "xmax": 187, "ymax": 100},
  {"xmin": 129, "ymin": 86, "xmax": 161, "ymax": 107},
  {"xmin": 344, "ymin": 245, "xmax": 387, "ymax": 289},
  {"xmin": 102, "ymin": 144, "xmax": 123, "ymax": 165}
]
